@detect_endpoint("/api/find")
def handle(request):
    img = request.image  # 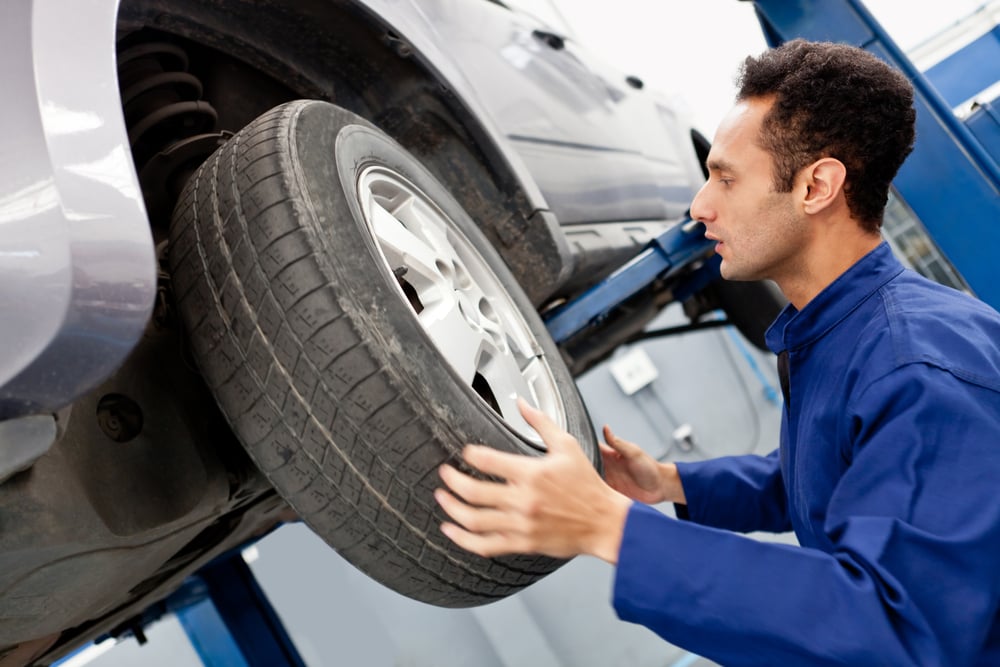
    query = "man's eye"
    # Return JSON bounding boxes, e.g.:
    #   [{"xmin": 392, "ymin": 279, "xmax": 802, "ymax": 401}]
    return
[{"xmin": 720, "ymin": 178, "xmax": 734, "ymax": 186}]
